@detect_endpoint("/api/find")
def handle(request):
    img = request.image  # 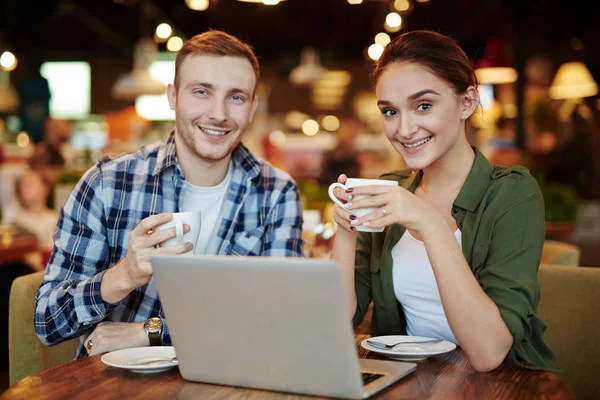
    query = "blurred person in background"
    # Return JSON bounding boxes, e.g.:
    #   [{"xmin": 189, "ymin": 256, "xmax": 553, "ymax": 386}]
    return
[
  {"xmin": 482, "ymin": 116, "xmax": 524, "ymax": 167},
  {"xmin": 319, "ymin": 118, "xmax": 361, "ymax": 185},
  {"xmin": 28, "ymin": 118, "xmax": 73, "ymax": 169},
  {"xmin": 329, "ymin": 30, "xmax": 556, "ymax": 373},
  {"xmin": 13, "ymin": 169, "xmax": 58, "ymax": 269},
  {"xmin": 34, "ymin": 30, "xmax": 304, "ymax": 360},
  {"xmin": 16, "ymin": 53, "xmax": 51, "ymax": 145}
]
